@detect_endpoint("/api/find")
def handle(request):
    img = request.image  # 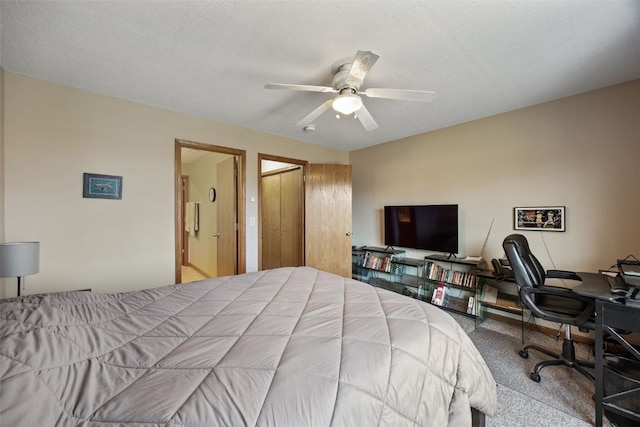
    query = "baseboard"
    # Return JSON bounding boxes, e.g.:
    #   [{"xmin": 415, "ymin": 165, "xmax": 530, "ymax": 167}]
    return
[{"xmin": 483, "ymin": 312, "xmax": 594, "ymax": 345}]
